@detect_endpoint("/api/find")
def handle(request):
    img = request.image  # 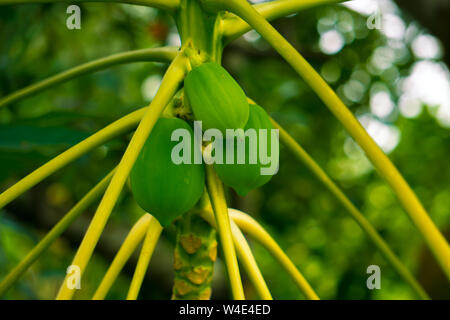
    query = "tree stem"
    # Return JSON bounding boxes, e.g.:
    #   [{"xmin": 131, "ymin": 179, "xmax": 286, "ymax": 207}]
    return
[{"xmin": 172, "ymin": 211, "xmax": 217, "ymax": 300}]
